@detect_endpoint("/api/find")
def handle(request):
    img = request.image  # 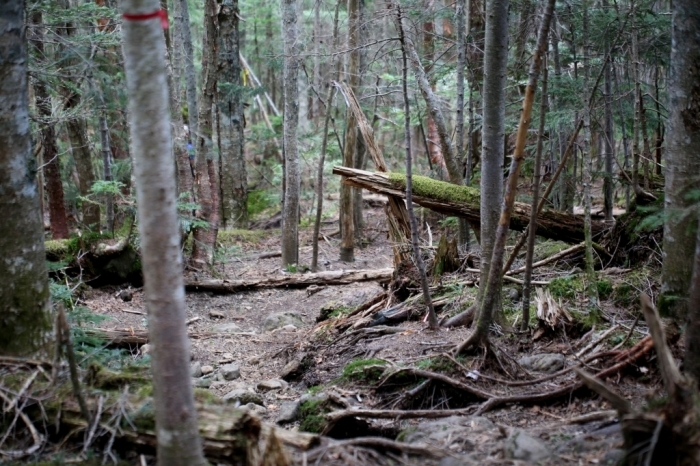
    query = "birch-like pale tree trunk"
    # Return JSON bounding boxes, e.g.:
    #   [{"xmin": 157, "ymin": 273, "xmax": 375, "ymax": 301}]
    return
[
  {"xmin": 121, "ymin": 1, "xmax": 207, "ymax": 463},
  {"xmin": 0, "ymin": 0, "xmax": 53, "ymax": 358},
  {"xmin": 176, "ymin": 0, "xmax": 198, "ymax": 141},
  {"xmin": 217, "ymin": 0, "xmax": 248, "ymax": 229},
  {"xmin": 661, "ymin": 0, "xmax": 700, "ymax": 320},
  {"xmin": 281, "ymin": 0, "xmax": 300, "ymax": 266}
]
